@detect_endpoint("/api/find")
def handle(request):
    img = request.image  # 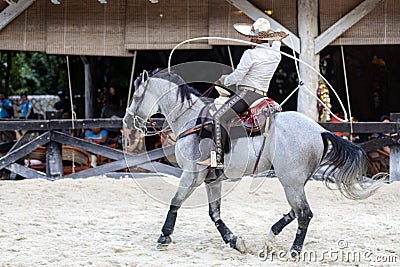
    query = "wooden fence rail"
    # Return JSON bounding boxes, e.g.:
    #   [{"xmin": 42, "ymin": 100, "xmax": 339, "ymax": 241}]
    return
[
  {"xmin": 0, "ymin": 118, "xmax": 398, "ymax": 132},
  {"xmin": 0, "ymin": 113, "xmax": 399, "ymax": 182}
]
